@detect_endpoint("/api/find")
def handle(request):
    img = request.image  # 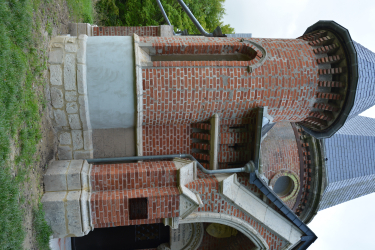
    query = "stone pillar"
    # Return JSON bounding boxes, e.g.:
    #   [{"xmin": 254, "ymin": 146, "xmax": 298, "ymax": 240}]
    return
[{"xmin": 42, "ymin": 160, "xmax": 92, "ymax": 238}]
